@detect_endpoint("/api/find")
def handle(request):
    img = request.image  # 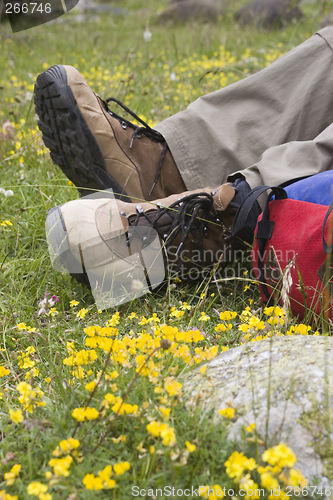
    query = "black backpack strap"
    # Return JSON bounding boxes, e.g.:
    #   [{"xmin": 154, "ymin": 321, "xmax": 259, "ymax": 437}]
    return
[
  {"xmin": 278, "ymin": 174, "xmax": 312, "ymax": 189},
  {"xmin": 322, "ymin": 201, "xmax": 333, "ymax": 254},
  {"xmin": 231, "ymin": 185, "xmax": 287, "ymax": 246},
  {"xmin": 232, "ymin": 185, "xmax": 287, "ymax": 302}
]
